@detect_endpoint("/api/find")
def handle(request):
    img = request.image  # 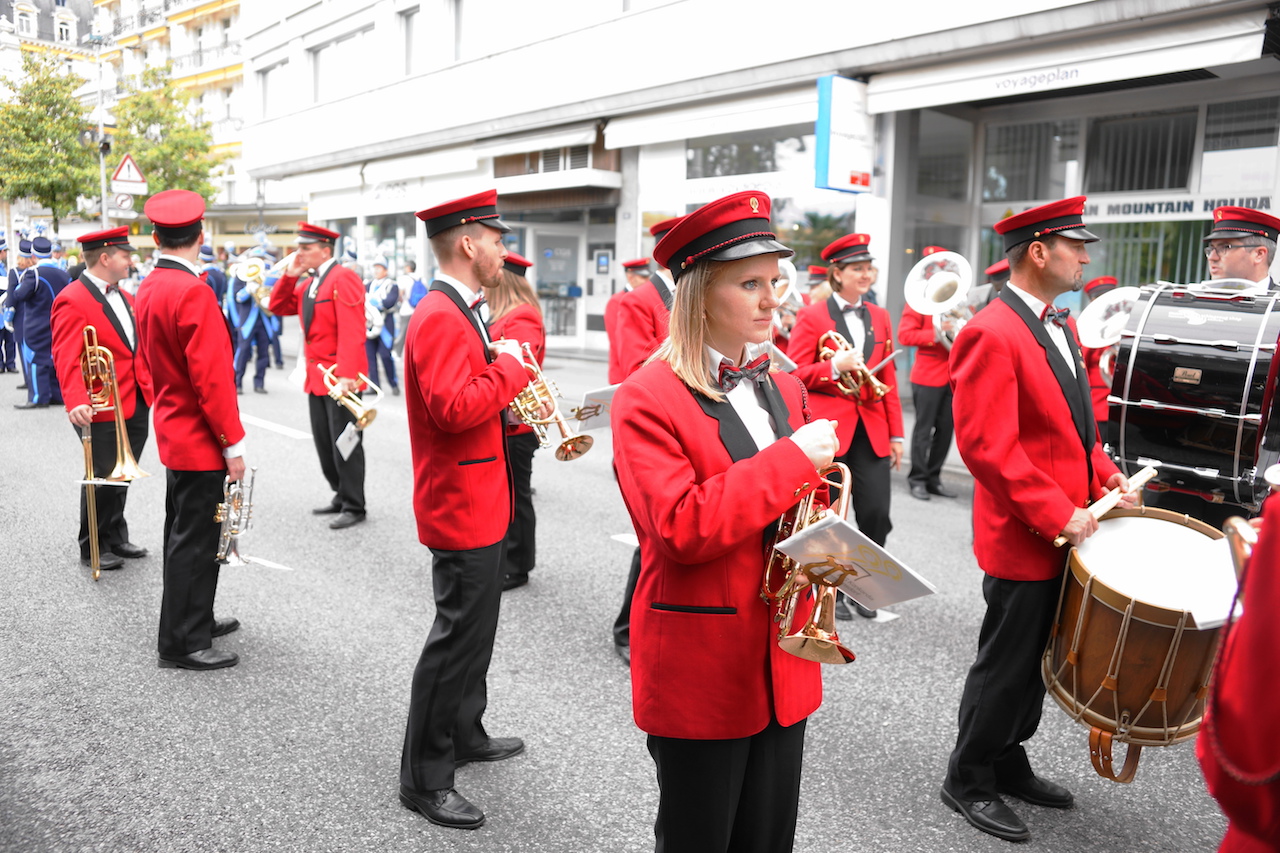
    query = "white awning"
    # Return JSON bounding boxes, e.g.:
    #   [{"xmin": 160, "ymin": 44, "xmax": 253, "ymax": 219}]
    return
[
  {"xmin": 866, "ymin": 9, "xmax": 1268, "ymax": 114},
  {"xmin": 604, "ymin": 85, "xmax": 819, "ymax": 150},
  {"xmin": 476, "ymin": 122, "xmax": 599, "ymax": 157}
]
